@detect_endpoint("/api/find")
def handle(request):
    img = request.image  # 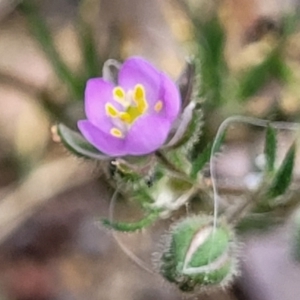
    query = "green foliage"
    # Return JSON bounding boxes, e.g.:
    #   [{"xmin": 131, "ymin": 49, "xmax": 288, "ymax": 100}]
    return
[
  {"xmin": 238, "ymin": 50, "xmax": 289, "ymax": 101},
  {"xmin": 102, "ymin": 211, "xmax": 160, "ymax": 232},
  {"xmin": 190, "ymin": 131, "xmax": 225, "ymax": 180},
  {"xmin": 177, "ymin": 105, "xmax": 203, "ymax": 154},
  {"xmin": 267, "ymin": 142, "xmax": 296, "ymax": 199},
  {"xmin": 236, "ymin": 213, "xmax": 279, "ymax": 233},
  {"xmin": 196, "ymin": 17, "xmax": 227, "ymax": 107},
  {"xmin": 159, "ymin": 216, "xmax": 236, "ymax": 292},
  {"xmin": 78, "ymin": 19, "xmax": 101, "ymax": 79},
  {"xmin": 264, "ymin": 125, "xmax": 277, "ymax": 175}
]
